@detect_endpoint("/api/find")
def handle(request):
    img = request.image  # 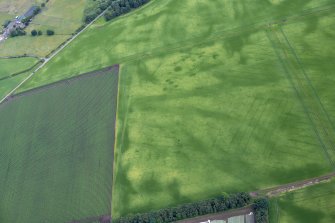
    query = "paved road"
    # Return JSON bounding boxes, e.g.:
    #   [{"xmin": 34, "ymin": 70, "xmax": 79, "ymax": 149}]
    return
[{"xmin": 0, "ymin": 9, "xmax": 108, "ymax": 105}]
